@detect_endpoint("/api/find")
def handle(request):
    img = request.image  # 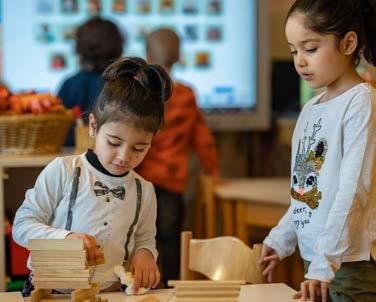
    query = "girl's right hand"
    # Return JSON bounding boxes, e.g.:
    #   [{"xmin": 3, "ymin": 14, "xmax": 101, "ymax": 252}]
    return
[
  {"xmin": 258, "ymin": 244, "xmax": 280, "ymax": 283},
  {"xmin": 65, "ymin": 232, "xmax": 101, "ymax": 266}
]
